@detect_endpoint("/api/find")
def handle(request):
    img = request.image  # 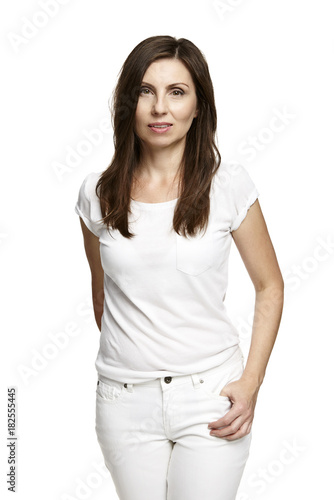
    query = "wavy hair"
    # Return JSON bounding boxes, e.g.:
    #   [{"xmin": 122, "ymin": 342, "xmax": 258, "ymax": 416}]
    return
[{"xmin": 96, "ymin": 35, "xmax": 221, "ymax": 238}]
